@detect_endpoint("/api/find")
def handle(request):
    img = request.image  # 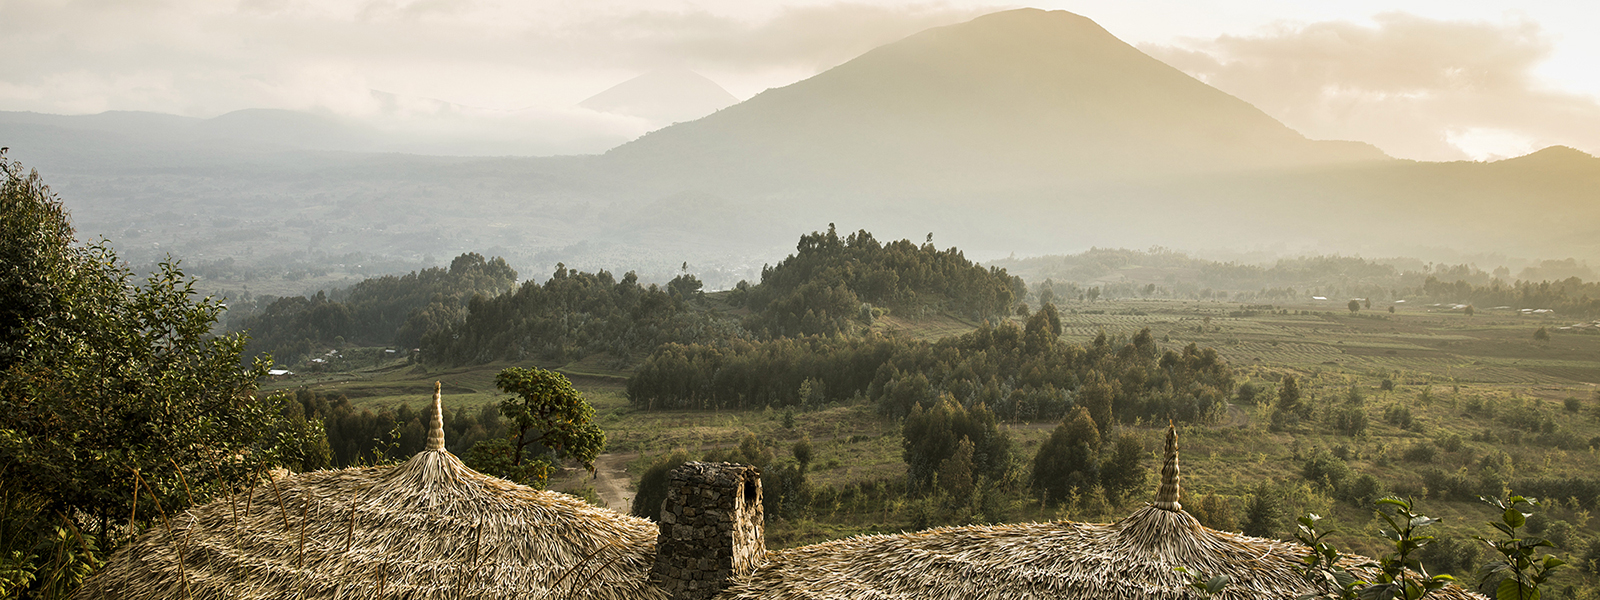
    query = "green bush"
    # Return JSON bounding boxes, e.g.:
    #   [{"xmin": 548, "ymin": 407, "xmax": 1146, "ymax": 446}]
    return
[
  {"xmin": 1301, "ymin": 447, "xmax": 1352, "ymax": 490},
  {"xmin": 1403, "ymin": 442, "xmax": 1439, "ymax": 463}
]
